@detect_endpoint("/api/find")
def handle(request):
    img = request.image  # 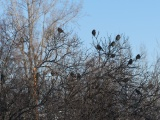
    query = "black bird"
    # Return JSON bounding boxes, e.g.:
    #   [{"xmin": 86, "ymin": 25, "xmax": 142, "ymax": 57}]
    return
[
  {"xmin": 111, "ymin": 54, "xmax": 115, "ymax": 58},
  {"xmin": 36, "ymin": 73, "xmax": 40, "ymax": 80},
  {"xmin": 77, "ymin": 73, "xmax": 81, "ymax": 79},
  {"xmin": 57, "ymin": 27, "xmax": 64, "ymax": 33},
  {"xmin": 128, "ymin": 59, "xmax": 133, "ymax": 65},
  {"xmin": 70, "ymin": 72, "xmax": 75, "ymax": 77},
  {"xmin": 51, "ymin": 71, "xmax": 54, "ymax": 76},
  {"xmin": 136, "ymin": 54, "xmax": 141, "ymax": 60},
  {"xmin": 92, "ymin": 29, "xmax": 96, "ymax": 36},
  {"xmin": 20, "ymin": 37, "xmax": 24, "ymax": 42},
  {"xmin": 135, "ymin": 89, "xmax": 141, "ymax": 95},
  {"xmin": 96, "ymin": 44, "xmax": 103, "ymax": 51},
  {"xmin": 116, "ymin": 34, "xmax": 121, "ymax": 41},
  {"xmin": 51, "ymin": 70, "xmax": 58, "ymax": 76},
  {"xmin": 1, "ymin": 73, "xmax": 5, "ymax": 84},
  {"xmin": 110, "ymin": 41, "xmax": 115, "ymax": 47},
  {"xmin": 122, "ymin": 78, "xmax": 129, "ymax": 83}
]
